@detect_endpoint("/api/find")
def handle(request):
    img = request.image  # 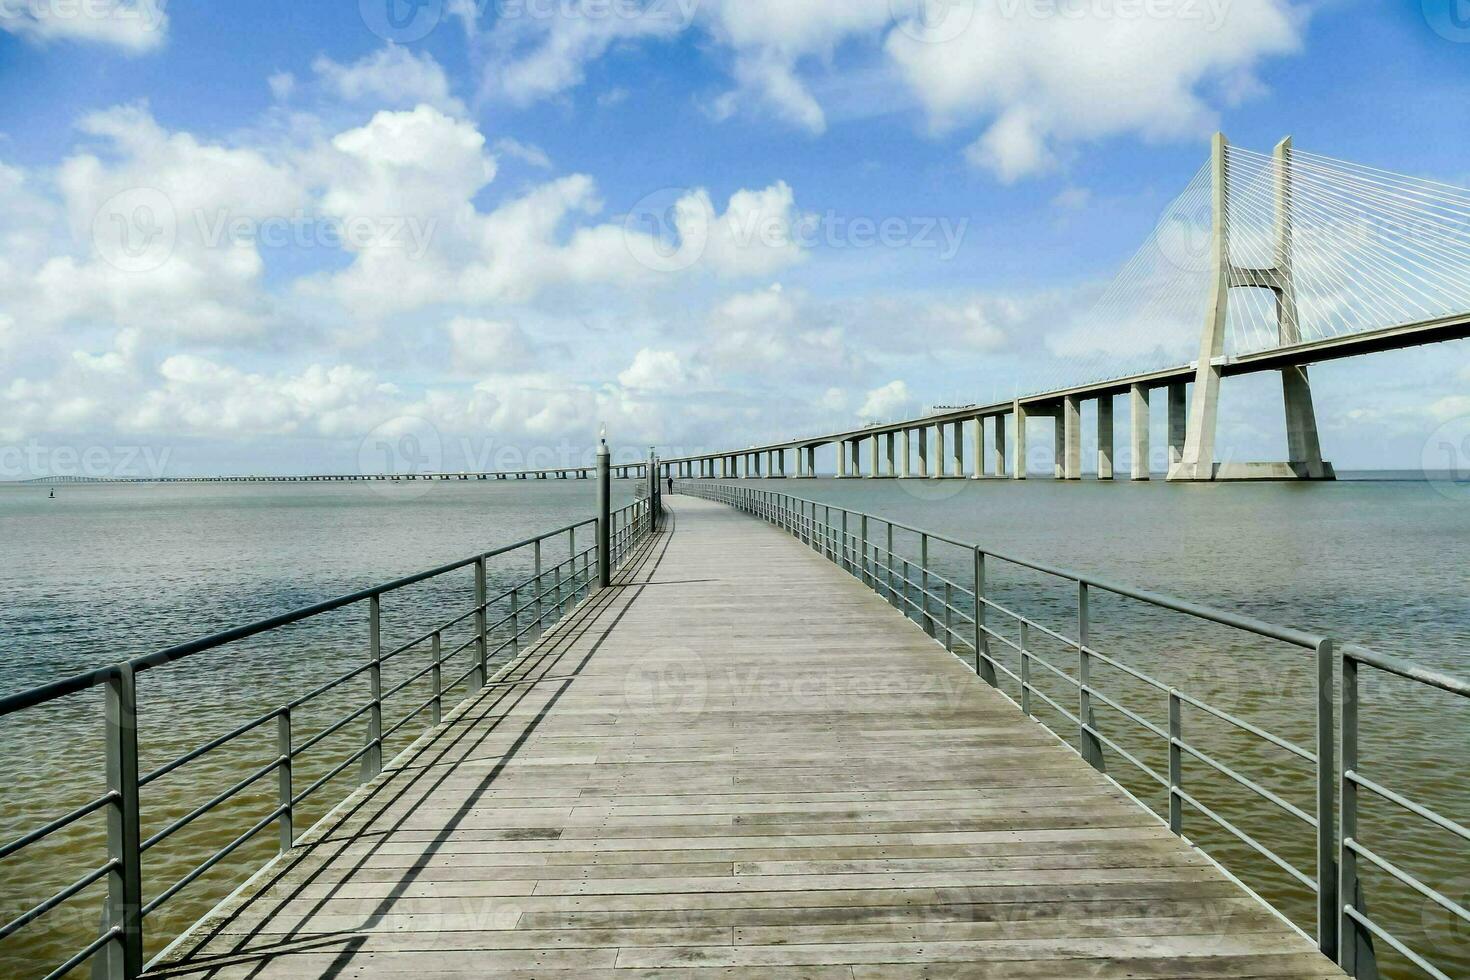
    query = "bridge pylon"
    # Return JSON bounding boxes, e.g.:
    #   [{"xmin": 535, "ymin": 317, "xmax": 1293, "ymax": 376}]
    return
[{"xmin": 1169, "ymin": 133, "xmax": 1334, "ymax": 482}]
